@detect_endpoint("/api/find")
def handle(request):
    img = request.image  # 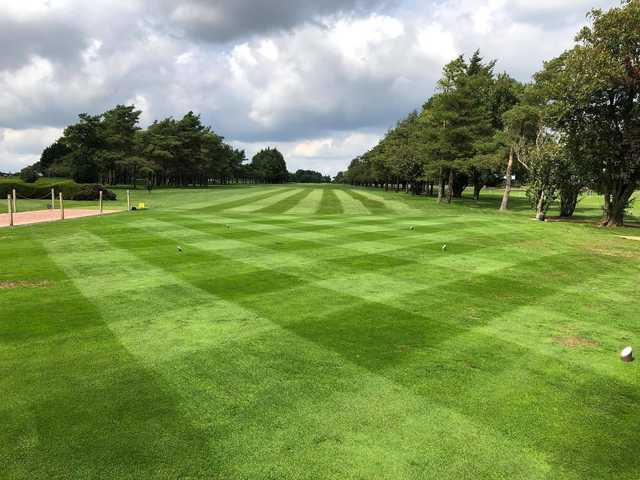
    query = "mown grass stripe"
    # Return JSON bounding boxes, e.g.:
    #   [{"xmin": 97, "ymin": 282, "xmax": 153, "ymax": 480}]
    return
[
  {"xmin": 317, "ymin": 187, "xmax": 344, "ymax": 215},
  {"xmin": 226, "ymin": 188, "xmax": 303, "ymax": 213},
  {"xmin": 287, "ymin": 188, "xmax": 324, "ymax": 215},
  {"xmin": 257, "ymin": 187, "xmax": 315, "ymax": 214},
  {"xmin": 178, "ymin": 186, "xmax": 286, "ymax": 211},
  {"xmin": 354, "ymin": 188, "xmax": 417, "ymax": 213},
  {"xmin": 333, "ymin": 188, "xmax": 370, "ymax": 215},
  {"xmin": 191, "ymin": 187, "xmax": 288, "ymax": 213},
  {"xmin": 343, "ymin": 188, "xmax": 395, "ymax": 215}
]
